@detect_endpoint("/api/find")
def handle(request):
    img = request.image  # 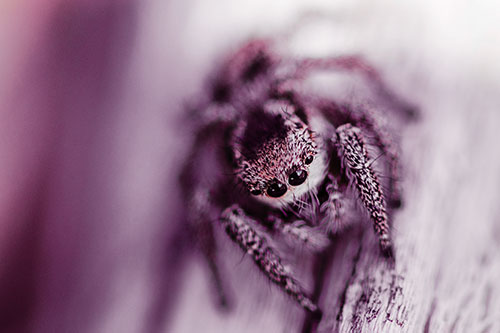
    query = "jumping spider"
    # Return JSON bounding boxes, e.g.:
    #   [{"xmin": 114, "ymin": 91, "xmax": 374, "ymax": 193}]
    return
[{"xmin": 181, "ymin": 38, "xmax": 416, "ymax": 317}]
